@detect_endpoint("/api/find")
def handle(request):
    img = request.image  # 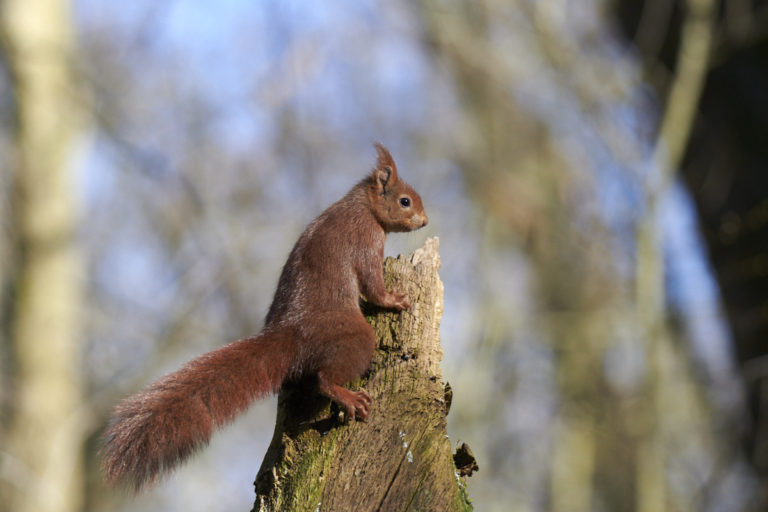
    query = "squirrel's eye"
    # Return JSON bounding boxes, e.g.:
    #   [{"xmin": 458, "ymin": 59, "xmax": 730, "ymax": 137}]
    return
[{"xmin": 399, "ymin": 197, "xmax": 411, "ymax": 208}]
